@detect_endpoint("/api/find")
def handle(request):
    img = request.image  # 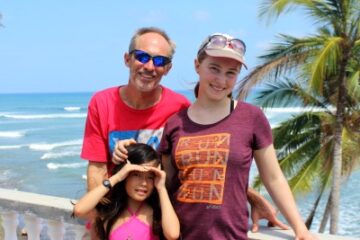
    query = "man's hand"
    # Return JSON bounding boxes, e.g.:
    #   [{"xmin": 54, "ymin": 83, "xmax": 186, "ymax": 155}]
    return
[
  {"xmin": 112, "ymin": 139, "xmax": 137, "ymax": 164},
  {"xmin": 247, "ymin": 188, "xmax": 289, "ymax": 232}
]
